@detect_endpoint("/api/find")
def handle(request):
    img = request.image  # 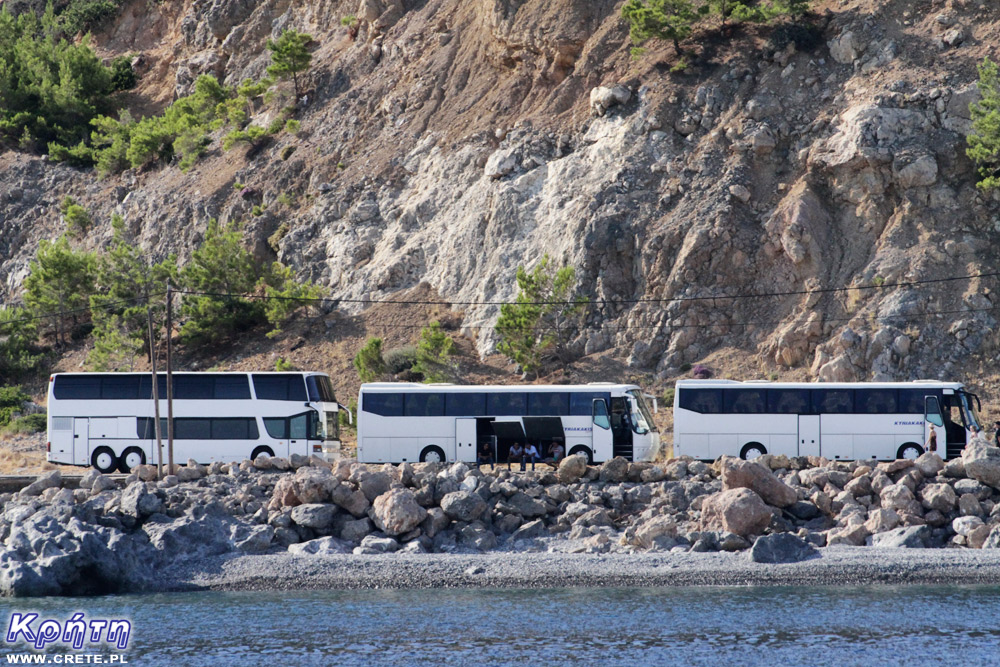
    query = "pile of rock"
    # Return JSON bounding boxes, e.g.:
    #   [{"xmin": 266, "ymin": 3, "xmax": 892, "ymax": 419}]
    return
[{"xmin": 3, "ymin": 443, "xmax": 1000, "ymax": 597}]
